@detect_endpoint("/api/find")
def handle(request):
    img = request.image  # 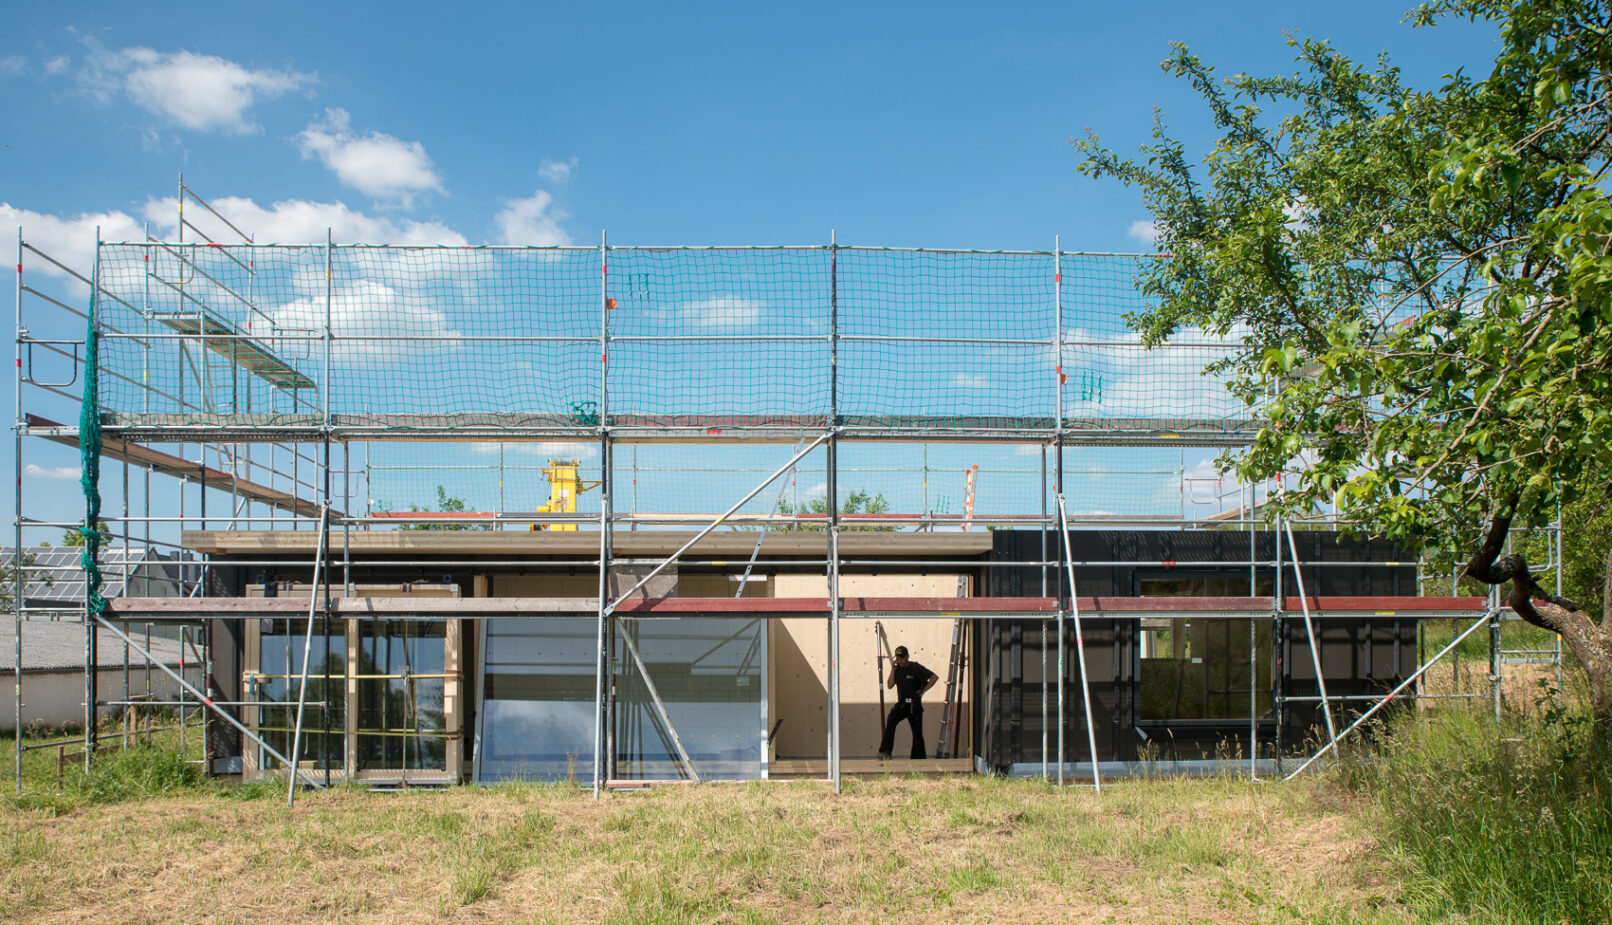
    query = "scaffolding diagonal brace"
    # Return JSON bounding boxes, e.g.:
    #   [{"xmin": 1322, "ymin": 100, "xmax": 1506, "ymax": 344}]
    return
[
  {"xmin": 606, "ymin": 433, "xmax": 829, "ymax": 612},
  {"xmin": 1285, "ymin": 610, "xmax": 1494, "ymax": 780},
  {"xmin": 1056, "ymin": 494, "xmax": 1102, "ymax": 794},
  {"xmin": 89, "ymin": 615, "xmax": 324, "ymax": 791},
  {"xmin": 617, "ymin": 624, "xmax": 701, "ymax": 782},
  {"xmin": 286, "ymin": 504, "xmax": 329, "ymax": 806},
  {"xmin": 1285, "ymin": 521, "xmax": 1339, "ymax": 753}
]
